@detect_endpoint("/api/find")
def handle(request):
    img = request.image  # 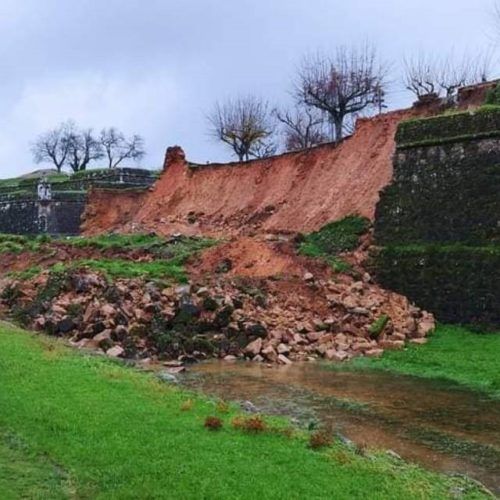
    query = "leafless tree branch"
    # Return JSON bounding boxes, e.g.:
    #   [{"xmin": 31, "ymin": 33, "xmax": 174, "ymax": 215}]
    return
[
  {"xmin": 208, "ymin": 96, "xmax": 276, "ymax": 161},
  {"xmin": 295, "ymin": 44, "xmax": 387, "ymax": 142},
  {"xmin": 31, "ymin": 121, "xmax": 74, "ymax": 173},
  {"xmin": 274, "ymin": 106, "xmax": 328, "ymax": 151},
  {"xmin": 403, "ymin": 52, "xmax": 491, "ymax": 101},
  {"xmin": 100, "ymin": 128, "xmax": 145, "ymax": 168}
]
